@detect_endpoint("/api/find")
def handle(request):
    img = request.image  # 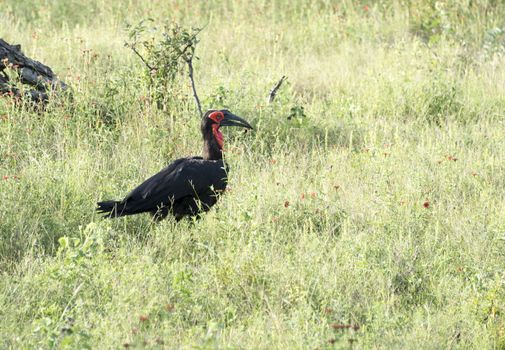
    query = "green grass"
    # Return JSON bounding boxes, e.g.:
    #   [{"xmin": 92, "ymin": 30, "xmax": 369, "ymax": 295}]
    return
[{"xmin": 1, "ymin": 0, "xmax": 505, "ymax": 348}]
